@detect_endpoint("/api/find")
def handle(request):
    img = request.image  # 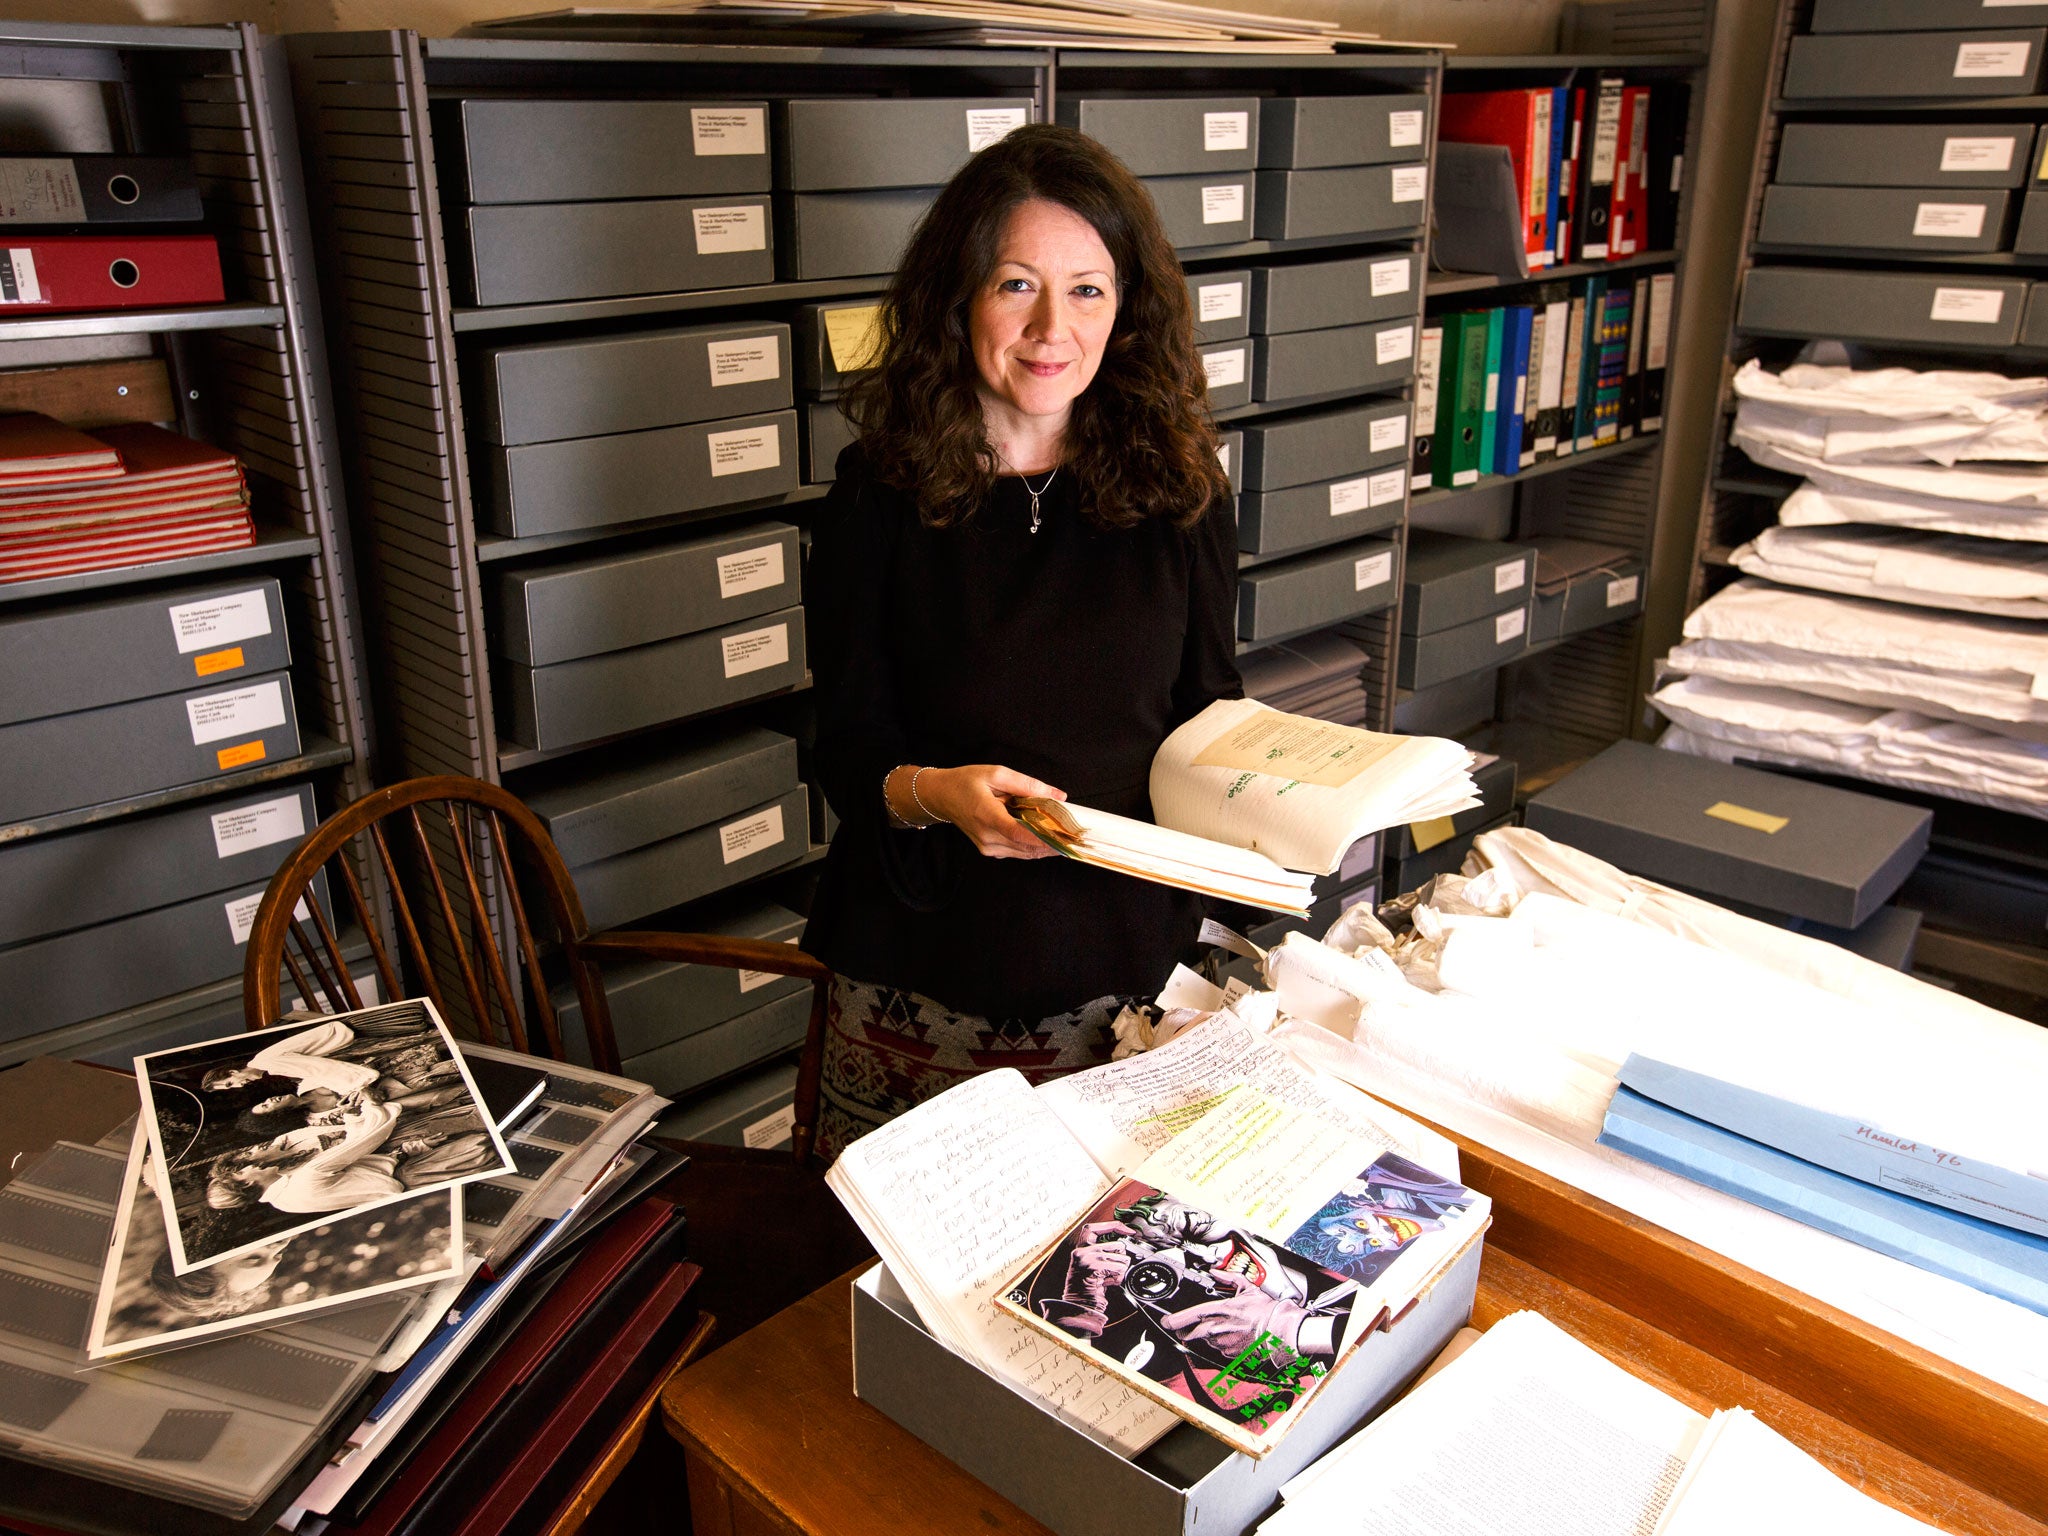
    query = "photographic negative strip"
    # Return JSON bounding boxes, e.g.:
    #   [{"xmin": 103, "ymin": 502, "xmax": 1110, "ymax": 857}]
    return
[
  {"xmin": 88, "ymin": 1120, "xmax": 463, "ymax": 1362},
  {"xmin": 135, "ymin": 999, "xmax": 513, "ymax": 1274}
]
